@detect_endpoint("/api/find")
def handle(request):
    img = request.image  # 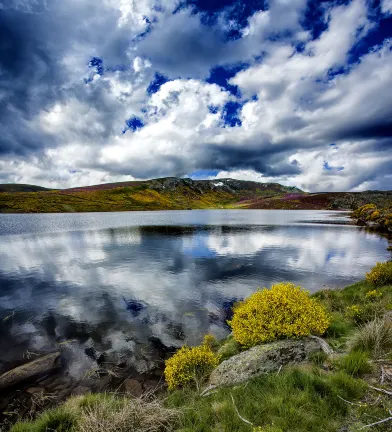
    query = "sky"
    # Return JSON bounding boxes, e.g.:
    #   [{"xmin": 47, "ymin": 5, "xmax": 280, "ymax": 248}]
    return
[{"xmin": 0, "ymin": 0, "xmax": 391, "ymax": 192}]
